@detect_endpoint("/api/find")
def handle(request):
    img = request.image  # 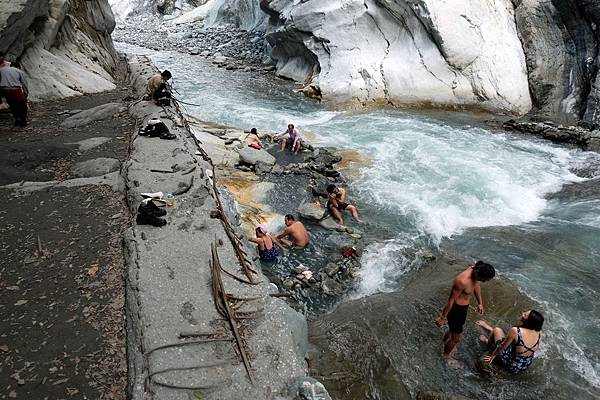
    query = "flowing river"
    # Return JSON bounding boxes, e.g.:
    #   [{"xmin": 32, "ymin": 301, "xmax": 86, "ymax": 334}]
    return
[{"xmin": 117, "ymin": 42, "xmax": 600, "ymax": 399}]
